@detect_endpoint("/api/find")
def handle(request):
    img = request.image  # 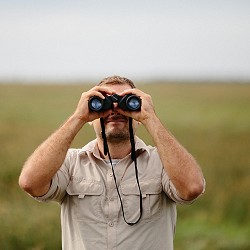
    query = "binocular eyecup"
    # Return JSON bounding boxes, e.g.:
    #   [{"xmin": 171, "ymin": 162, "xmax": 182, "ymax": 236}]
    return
[{"xmin": 88, "ymin": 94, "xmax": 141, "ymax": 112}]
